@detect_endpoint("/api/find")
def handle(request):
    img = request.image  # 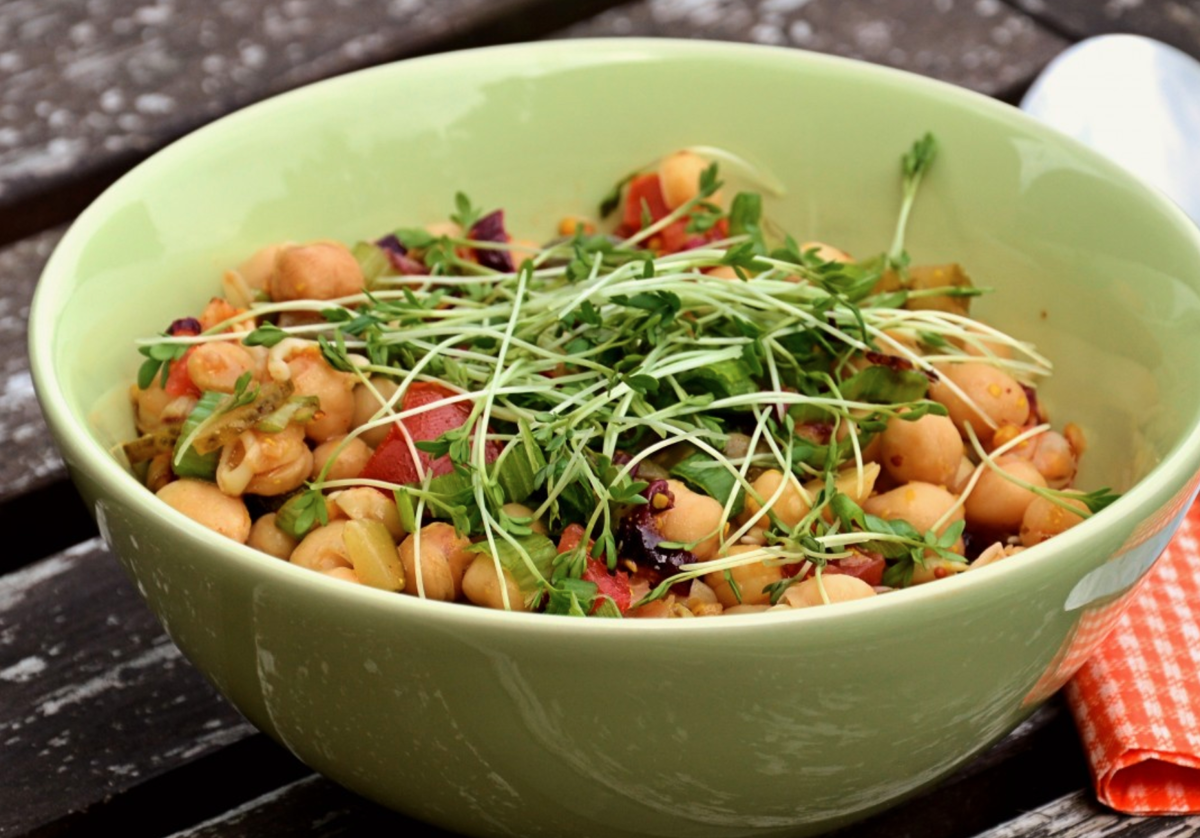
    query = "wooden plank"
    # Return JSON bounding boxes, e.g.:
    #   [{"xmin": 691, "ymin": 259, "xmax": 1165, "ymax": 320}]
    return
[
  {"xmin": 0, "ymin": 227, "xmax": 102, "ymax": 571},
  {"xmin": 0, "ymin": 229, "xmax": 63, "ymax": 501},
  {"xmin": 561, "ymin": 0, "xmax": 1069, "ymax": 99},
  {"xmin": 974, "ymin": 789, "xmax": 1200, "ymax": 837},
  {"xmin": 0, "ymin": 539, "xmax": 257, "ymax": 836},
  {"xmin": 0, "ymin": 0, "xmax": 627, "ymax": 246},
  {"xmin": 1006, "ymin": 0, "xmax": 1200, "ymax": 59},
  {"xmin": 158, "ymin": 775, "xmax": 450, "ymax": 838}
]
